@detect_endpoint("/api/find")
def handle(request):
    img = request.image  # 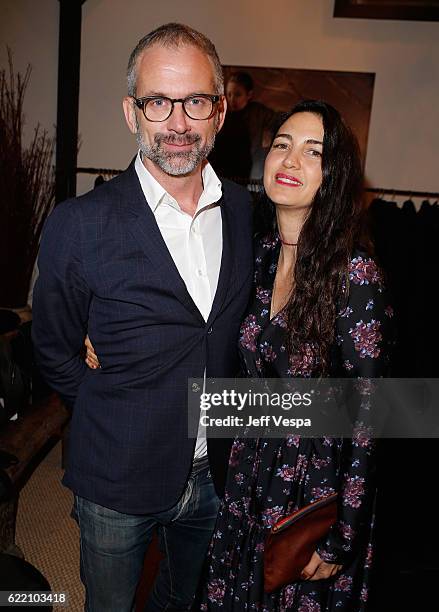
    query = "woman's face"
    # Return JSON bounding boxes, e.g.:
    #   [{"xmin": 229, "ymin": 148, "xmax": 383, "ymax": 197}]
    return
[
  {"xmin": 264, "ymin": 112, "xmax": 324, "ymax": 210},
  {"xmin": 226, "ymin": 81, "xmax": 252, "ymax": 111}
]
